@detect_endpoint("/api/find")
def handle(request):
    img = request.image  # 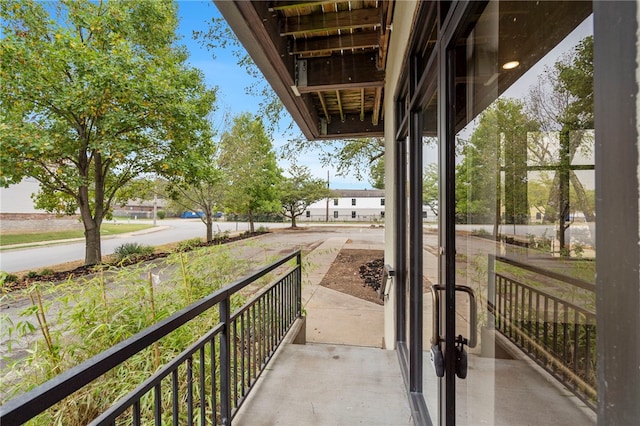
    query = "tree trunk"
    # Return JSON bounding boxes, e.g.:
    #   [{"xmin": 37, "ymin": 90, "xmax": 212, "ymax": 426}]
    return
[
  {"xmin": 206, "ymin": 215, "xmax": 213, "ymax": 242},
  {"xmin": 84, "ymin": 224, "xmax": 102, "ymax": 265},
  {"xmin": 291, "ymin": 215, "xmax": 297, "ymax": 228},
  {"xmin": 78, "ymin": 182, "xmax": 102, "ymax": 265},
  {"xmin": 493, "ymin": 156, "xmax": 502, "ymax": 240},
  {"xmin": 248, "ymin": 211, "xmax": 255, "ymax": 233},
  {"xmin": 558, "ymin": 127, "xmax": 571, "ymax": 256}
]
